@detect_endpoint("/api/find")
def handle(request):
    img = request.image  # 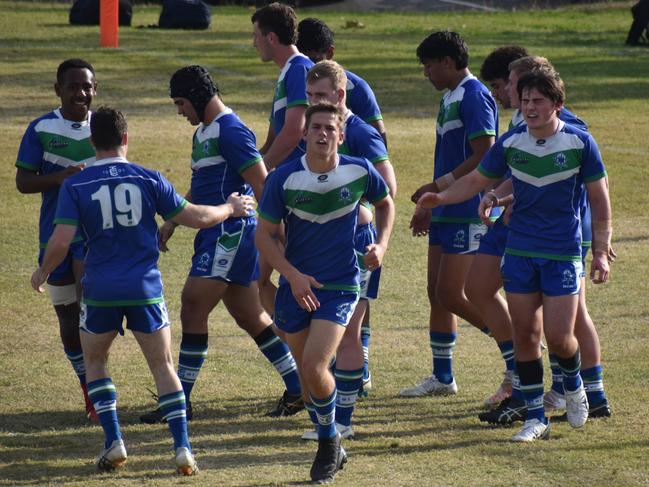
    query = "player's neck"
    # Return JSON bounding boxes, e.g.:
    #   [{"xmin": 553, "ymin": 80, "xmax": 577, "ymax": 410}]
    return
[
  {"xmin": 305, "ymin": 152, "xmax": 337, "ymax": 173},
  {"xmin": 275, "ymin": 45, "xmax": 300, "ymax": 68},
  {"xmin": 447, "ymin": 68, "xmax": 471, "ymax": 91},
  {"xmin": 95, "ymin": 145, "xmax": 127, "ymax": 161},
  {"xmin": 202, "ymin": 97, "xmax": 226, "ymax": 126},
  {"xmin": 529, "ymin": 117, "xmax": 560, "ymax": 139}
]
